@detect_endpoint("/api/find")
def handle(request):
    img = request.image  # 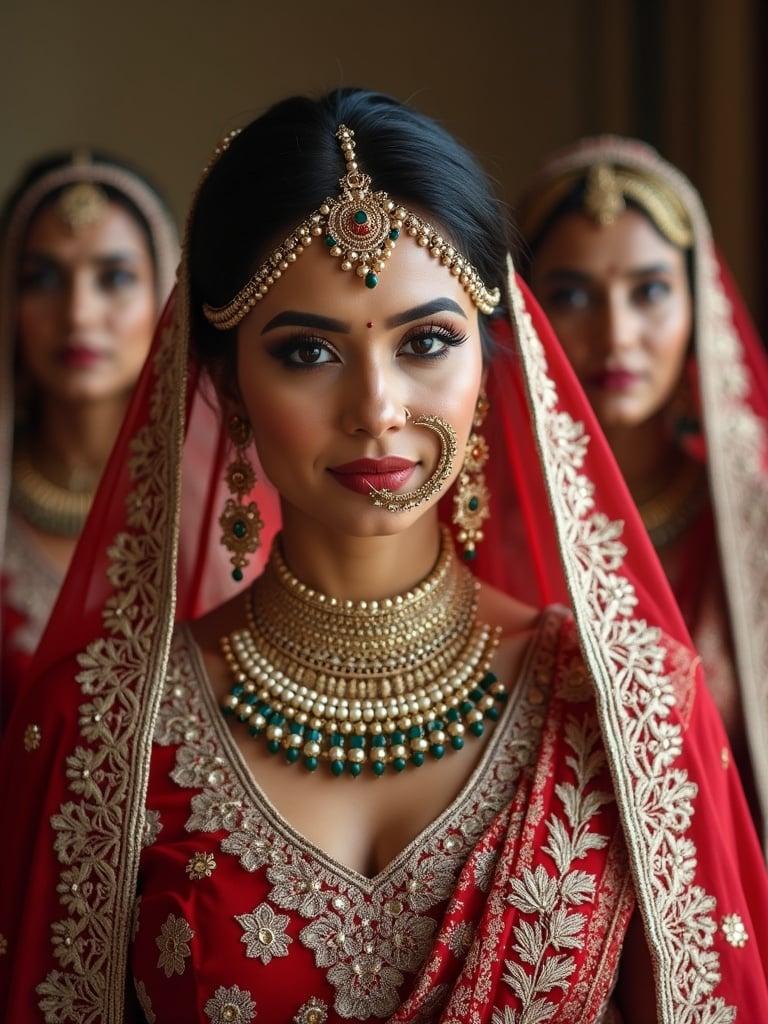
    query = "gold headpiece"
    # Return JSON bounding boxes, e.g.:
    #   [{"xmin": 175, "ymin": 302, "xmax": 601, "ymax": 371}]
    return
[
  {"xmin": 202, "ymin": 124, "xmax": 501, "ymax": 330},
  {"xmin": 519, "ymin": 161, "xmax": 693, "ymax": 250},
  {"xmin": 56, "ymin": 181, "xmax": 109, "ymax": 231}
]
